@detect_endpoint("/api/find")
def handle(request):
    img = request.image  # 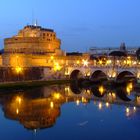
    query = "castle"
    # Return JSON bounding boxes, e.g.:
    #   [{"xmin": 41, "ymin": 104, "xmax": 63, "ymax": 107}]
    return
[
  {"xmin": 0, "ymin": 24, "xmax": 138, "ymax": 82},
  {"xmin": 1, "ymin": 24, "xmax": 88, "ymax": 68}
]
